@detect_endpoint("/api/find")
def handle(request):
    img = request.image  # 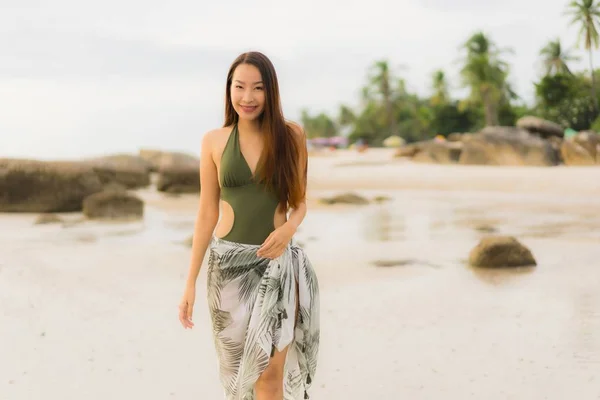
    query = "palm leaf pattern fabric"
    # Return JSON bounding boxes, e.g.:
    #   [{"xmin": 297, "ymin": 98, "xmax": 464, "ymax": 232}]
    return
[{"xmin": 207, "ymin": 236, "xmax": 320, "ymax": 400}]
